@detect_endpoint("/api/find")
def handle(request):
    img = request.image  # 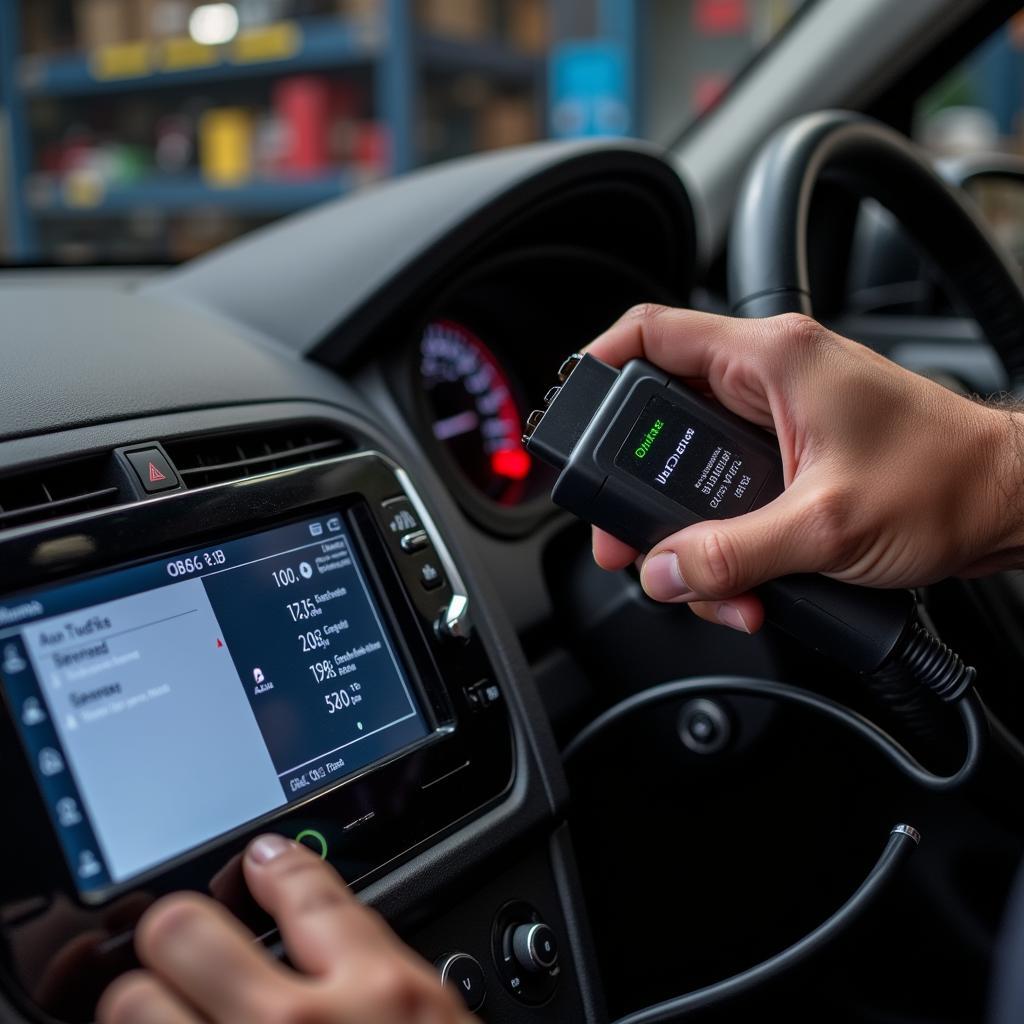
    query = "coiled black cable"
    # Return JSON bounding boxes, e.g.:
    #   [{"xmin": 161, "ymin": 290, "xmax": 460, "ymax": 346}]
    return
[
  {"xmin": 563, "ymin": 676, "xmax": 985, "ymax": 790},
  {"xmin": 882, "ymin": 618, "xmax": 976, "ymax": 702},
  {"xmin": 608, "ymin": 824, "xmax": 921, "ymax": 1024},
  {"xmin": 563, "ymin": 676, "xmax": 986, "ymax": 1021}
]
